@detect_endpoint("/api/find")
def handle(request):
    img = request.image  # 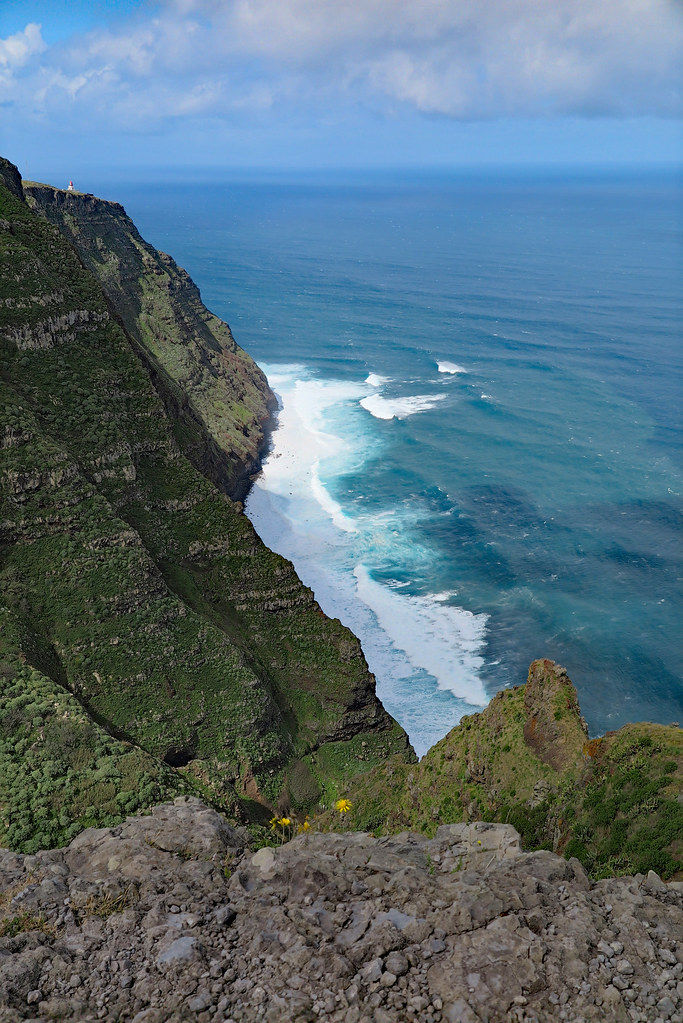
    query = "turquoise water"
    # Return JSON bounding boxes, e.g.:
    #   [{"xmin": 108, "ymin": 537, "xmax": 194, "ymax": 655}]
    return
[{"xmin": 116, "ymin": 171, "xmax": 682, "ymax": 754}]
